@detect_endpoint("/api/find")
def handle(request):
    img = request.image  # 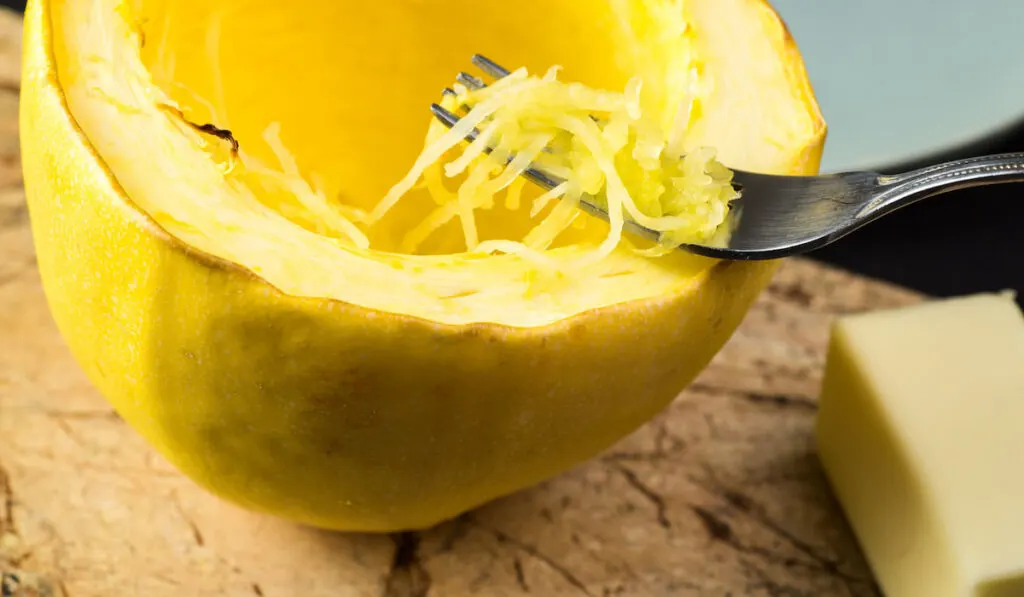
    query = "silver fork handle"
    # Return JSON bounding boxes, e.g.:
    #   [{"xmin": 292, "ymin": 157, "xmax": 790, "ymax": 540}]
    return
[{"xmin": 860, "ymin": 152, "xmax": 1024, "ymax": 221}]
